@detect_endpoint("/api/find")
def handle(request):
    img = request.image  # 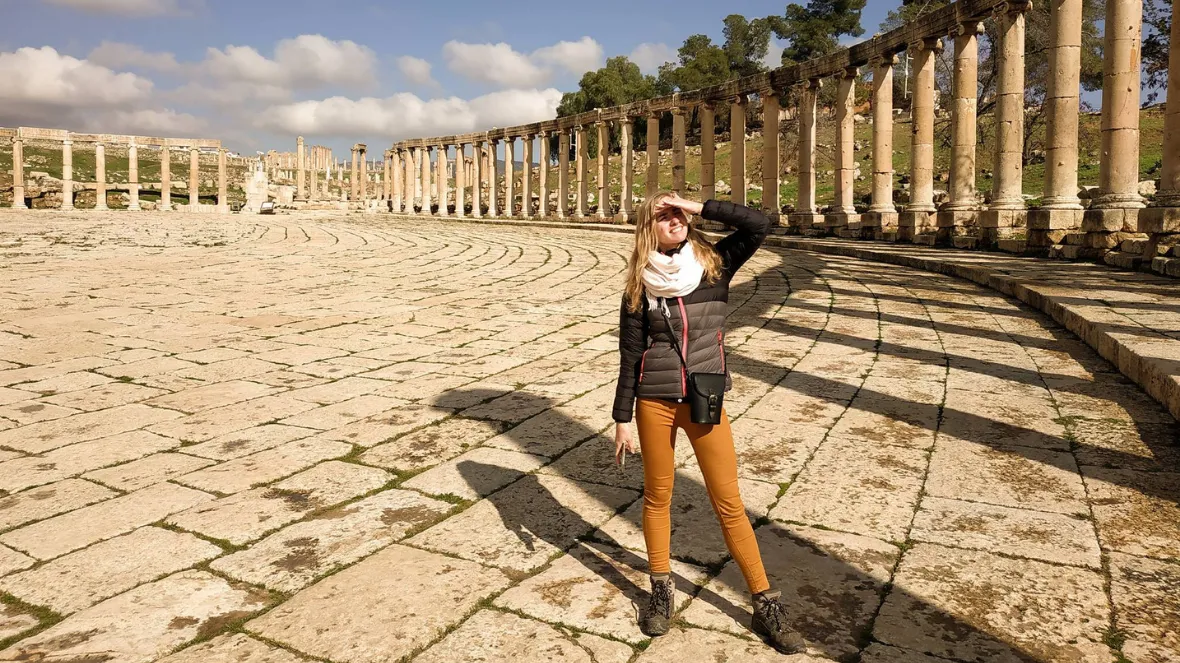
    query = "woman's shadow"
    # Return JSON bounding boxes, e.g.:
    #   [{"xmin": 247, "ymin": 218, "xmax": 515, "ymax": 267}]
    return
[{"xmin": 437, "ymin": 387, "xmax": 1055, "ymax": 660}]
